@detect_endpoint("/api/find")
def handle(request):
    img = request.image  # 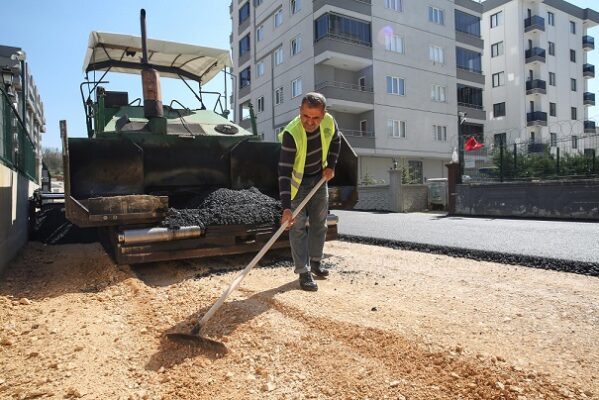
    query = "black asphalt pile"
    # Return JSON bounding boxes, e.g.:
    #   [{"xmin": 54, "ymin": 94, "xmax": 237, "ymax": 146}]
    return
[
  {"xmin": 340, "ymin": 234, "xmax": 599, "ymax": 277},
  {"xmin": 163, "ymin": 187, "xmax": 282, "ymax": 229},
  {"xmin": 31, "ymin": 204, "xmax": 98, "ymax": 245}
]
